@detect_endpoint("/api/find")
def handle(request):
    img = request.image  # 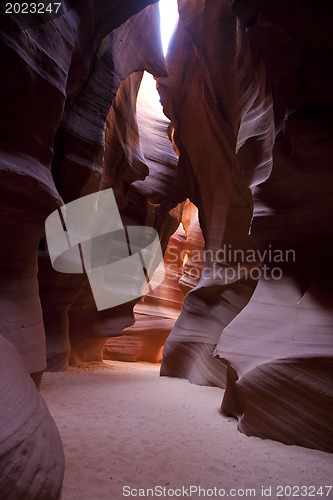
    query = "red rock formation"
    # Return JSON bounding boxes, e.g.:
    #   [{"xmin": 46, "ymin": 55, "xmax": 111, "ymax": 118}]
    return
[
  {"xmin": 37, "ymin": 5, "xmax": 170, "ymax": 370},
  {"xmin": 178, "ymin": 202, "xmax": 205, "ymax": 295},
  {"xmin": 214, "ymin": 0, "xmax": 333, "ymax": 452},
  {"xmin": 0, "ymin": 1, "xmax": 177, "ymax": 495},
  {"xmin": 104, "ymin": 221, "xmax": 186, "ymax": 362},
  {"xmin": 159, "ymin": 0, "xmax": 274, "ymax": 386},
  {"xmin": 103, "ymin": 71, "xmax": 185, "ymax": 363},
  {"xmin": 0, "ymin": 336, "xmax": 64, "ymax": 499},
  {"xmin": 103, "ymin": 196, "xmax": 206, "ymax": 363},
  {"xmin": 159, "ymin": 0, "xmax": 333, "ymax": 451},
  {"xmin": 0, "ymin": 0, "xmax": 163, "ymax": 377},
  {"xmin": 0, "ymin": 8, "xmax": 66, "ymax": 382},
  {"xmin": 216, "ymin": 261, "xmax": 333, "ymax": 452},
  {"xmin": 1, "ymin": 0, "xmax": 332, "ymax": 459}
]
